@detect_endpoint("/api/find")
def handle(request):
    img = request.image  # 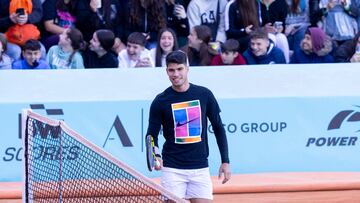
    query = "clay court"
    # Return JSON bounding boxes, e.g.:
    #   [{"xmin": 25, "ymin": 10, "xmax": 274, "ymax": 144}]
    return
[{"xmin": 2, "ymin": 172, "xmax": 360, "ymax": 202}]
